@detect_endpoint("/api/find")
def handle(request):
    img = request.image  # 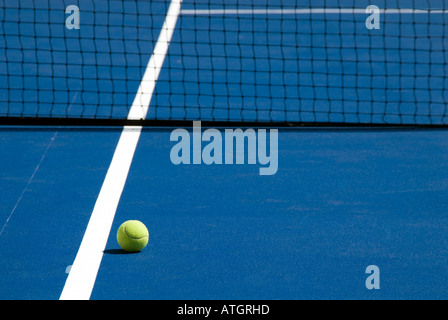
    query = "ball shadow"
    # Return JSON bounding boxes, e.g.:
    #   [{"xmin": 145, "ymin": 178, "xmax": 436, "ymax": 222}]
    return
[{"xmin": 103, "ymin": 249, "xmax": 140, "ymax": 255}]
